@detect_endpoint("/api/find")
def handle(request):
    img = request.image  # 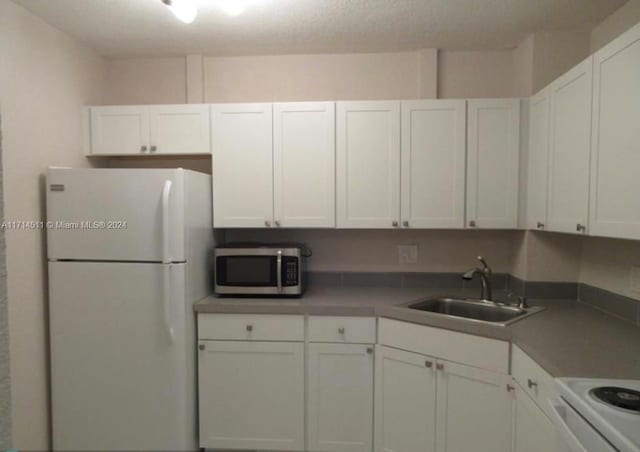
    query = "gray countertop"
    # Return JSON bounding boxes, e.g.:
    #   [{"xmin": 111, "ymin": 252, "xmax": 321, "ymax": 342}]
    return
[{"xmin": 194, "ymin": 287, "xmax": 640, "ymax": 379}]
